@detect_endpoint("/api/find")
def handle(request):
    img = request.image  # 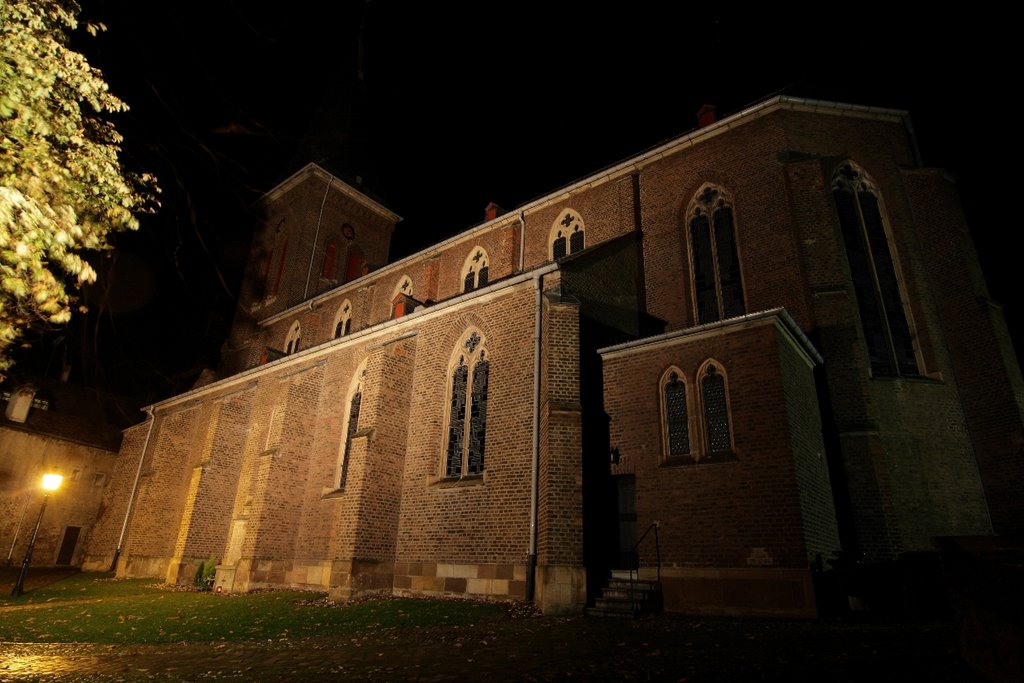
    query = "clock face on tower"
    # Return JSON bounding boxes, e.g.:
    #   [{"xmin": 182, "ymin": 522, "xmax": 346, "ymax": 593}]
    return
[{"xmin": 342, "ymin": 223, "xmax": 356, "ymax": 240}]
